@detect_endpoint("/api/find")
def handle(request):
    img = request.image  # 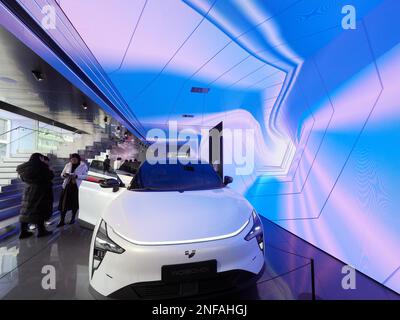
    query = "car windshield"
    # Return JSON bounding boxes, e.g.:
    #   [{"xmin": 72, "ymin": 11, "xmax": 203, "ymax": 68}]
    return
[{"xmin": 130, "ymin": 161, "xmax": 224, "ymax": 191}]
